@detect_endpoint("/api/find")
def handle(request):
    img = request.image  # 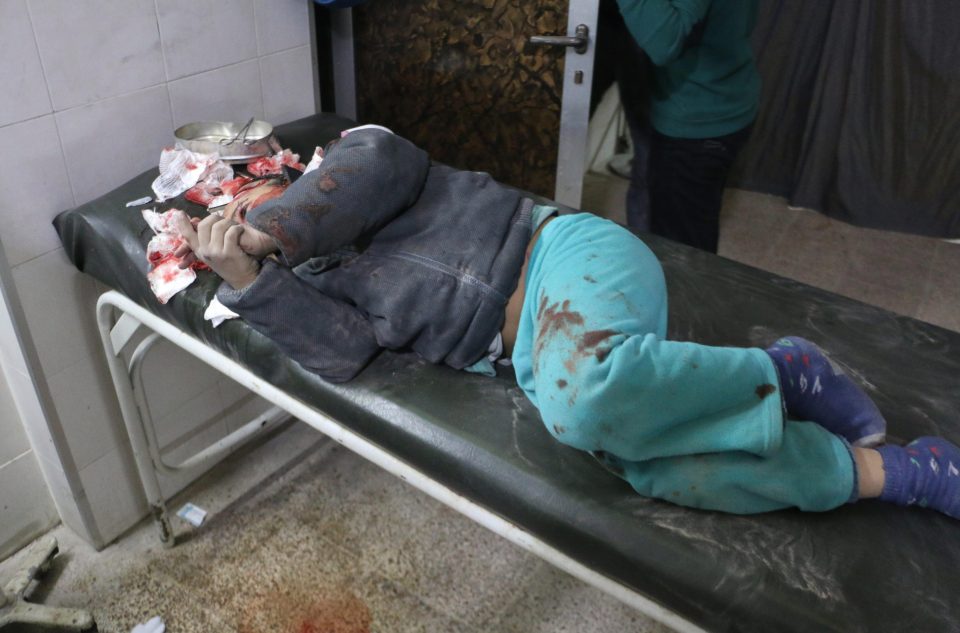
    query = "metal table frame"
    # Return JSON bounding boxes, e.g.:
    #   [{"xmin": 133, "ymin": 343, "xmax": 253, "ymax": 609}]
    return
[{"xmin": 95, "ymin": 289, "xmax": 704, "ymax": 633}]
